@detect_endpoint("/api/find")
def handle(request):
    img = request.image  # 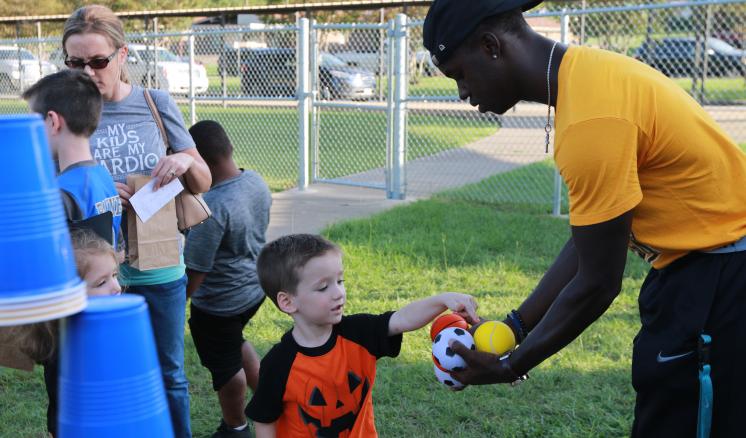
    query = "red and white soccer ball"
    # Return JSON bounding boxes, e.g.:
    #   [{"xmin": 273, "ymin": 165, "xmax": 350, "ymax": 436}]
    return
[{"xmin": 431, "ymin": 326, "xmax": 475, "ymax": 372}]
